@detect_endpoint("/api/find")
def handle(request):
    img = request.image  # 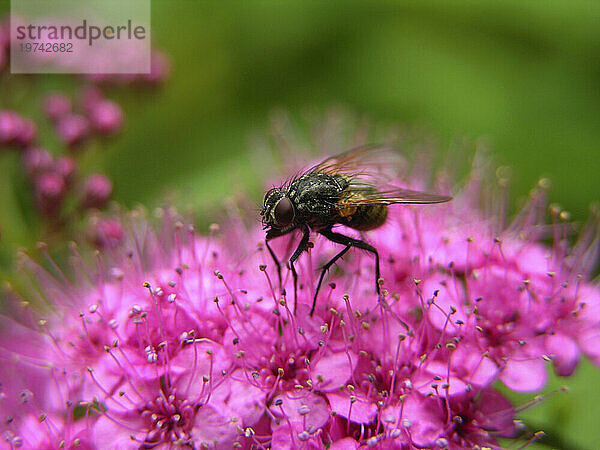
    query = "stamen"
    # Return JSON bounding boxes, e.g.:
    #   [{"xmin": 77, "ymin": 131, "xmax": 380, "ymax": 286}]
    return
[{"xmin": 143, "ymin": 282, "xmax": 166, "ymax": 347}]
